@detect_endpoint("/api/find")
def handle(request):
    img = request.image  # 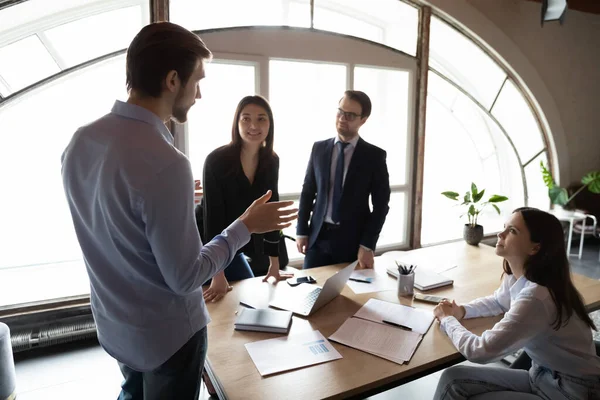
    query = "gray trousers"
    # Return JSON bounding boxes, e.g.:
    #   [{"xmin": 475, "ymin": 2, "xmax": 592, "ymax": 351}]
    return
[{"xmin": 433, "ymin": 363, "xmax": 600, "ymax": 400}]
